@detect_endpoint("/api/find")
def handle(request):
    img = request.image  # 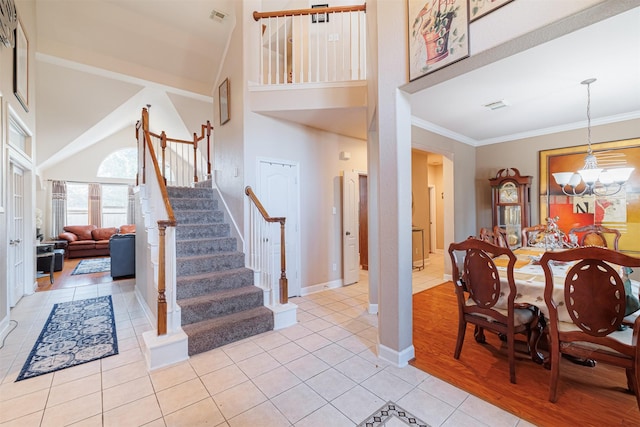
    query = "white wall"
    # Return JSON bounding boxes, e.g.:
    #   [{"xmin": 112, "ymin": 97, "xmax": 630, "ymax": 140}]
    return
[{"xmin": 0, "ymin": 0, "xmax": 37, "ymax": 341}]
